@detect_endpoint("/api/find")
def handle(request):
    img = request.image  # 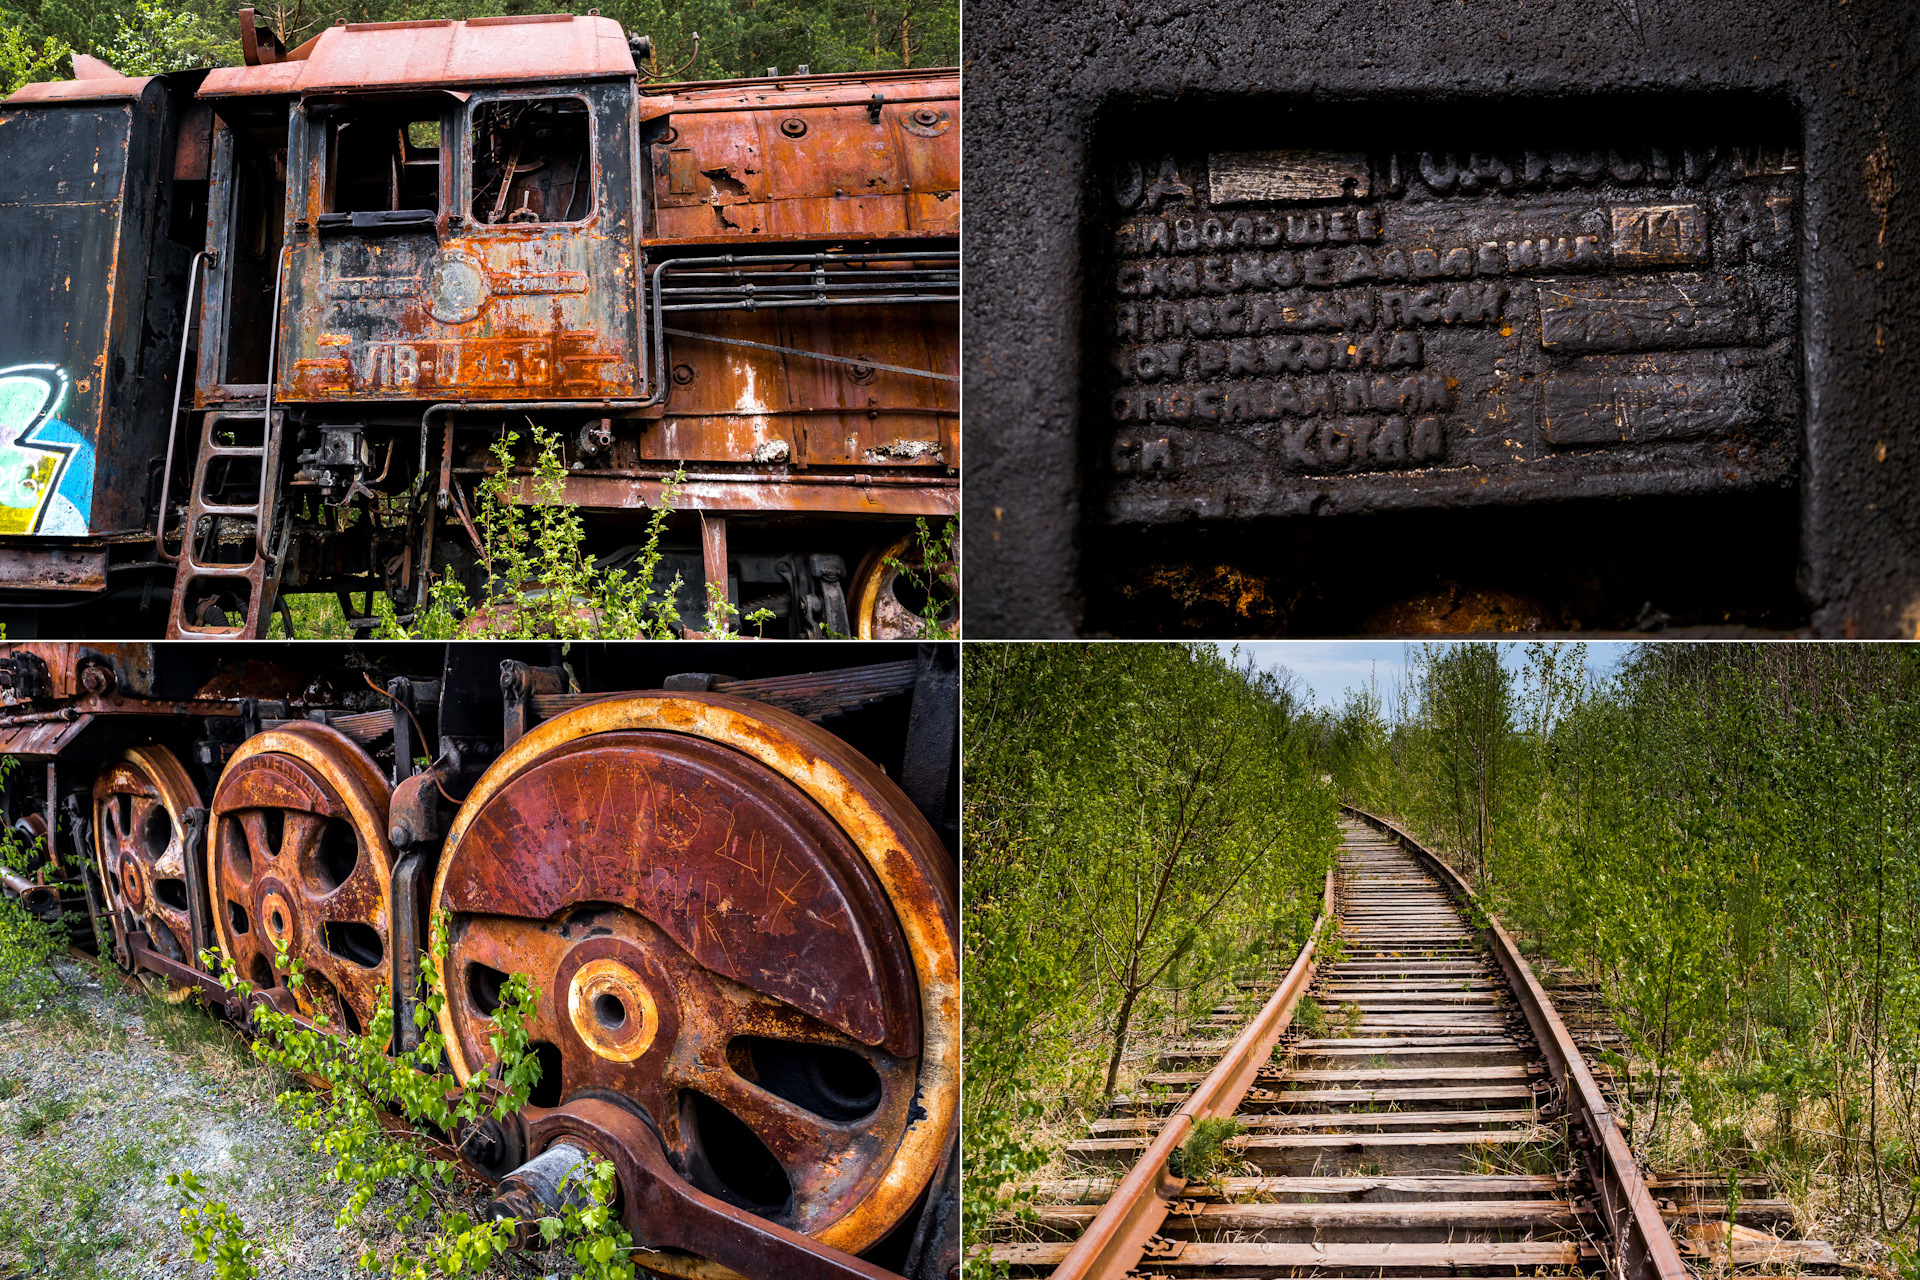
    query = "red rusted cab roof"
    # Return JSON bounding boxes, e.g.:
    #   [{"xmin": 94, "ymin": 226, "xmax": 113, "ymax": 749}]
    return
[
  {"xmin": 4, "ymin": 76, "xmax": 156, "ymax": 104},
  {"xmin": 3, "ymin": 55, "xmax": 156, "ymax": 105},
  {"xmin": 198, "ymin": 13, "xmax": 635, "ymax": 98}
]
